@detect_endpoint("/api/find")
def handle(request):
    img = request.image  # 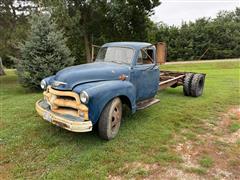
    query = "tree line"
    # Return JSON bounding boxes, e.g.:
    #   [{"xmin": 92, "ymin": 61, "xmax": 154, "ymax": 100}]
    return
[
  {"xmin": 0, "ymin": 1, "xmax": 239, "ymax": 68},
  {"xmin": 151, "ymin": 8, "xmax": 240, "ymax": 61}
]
